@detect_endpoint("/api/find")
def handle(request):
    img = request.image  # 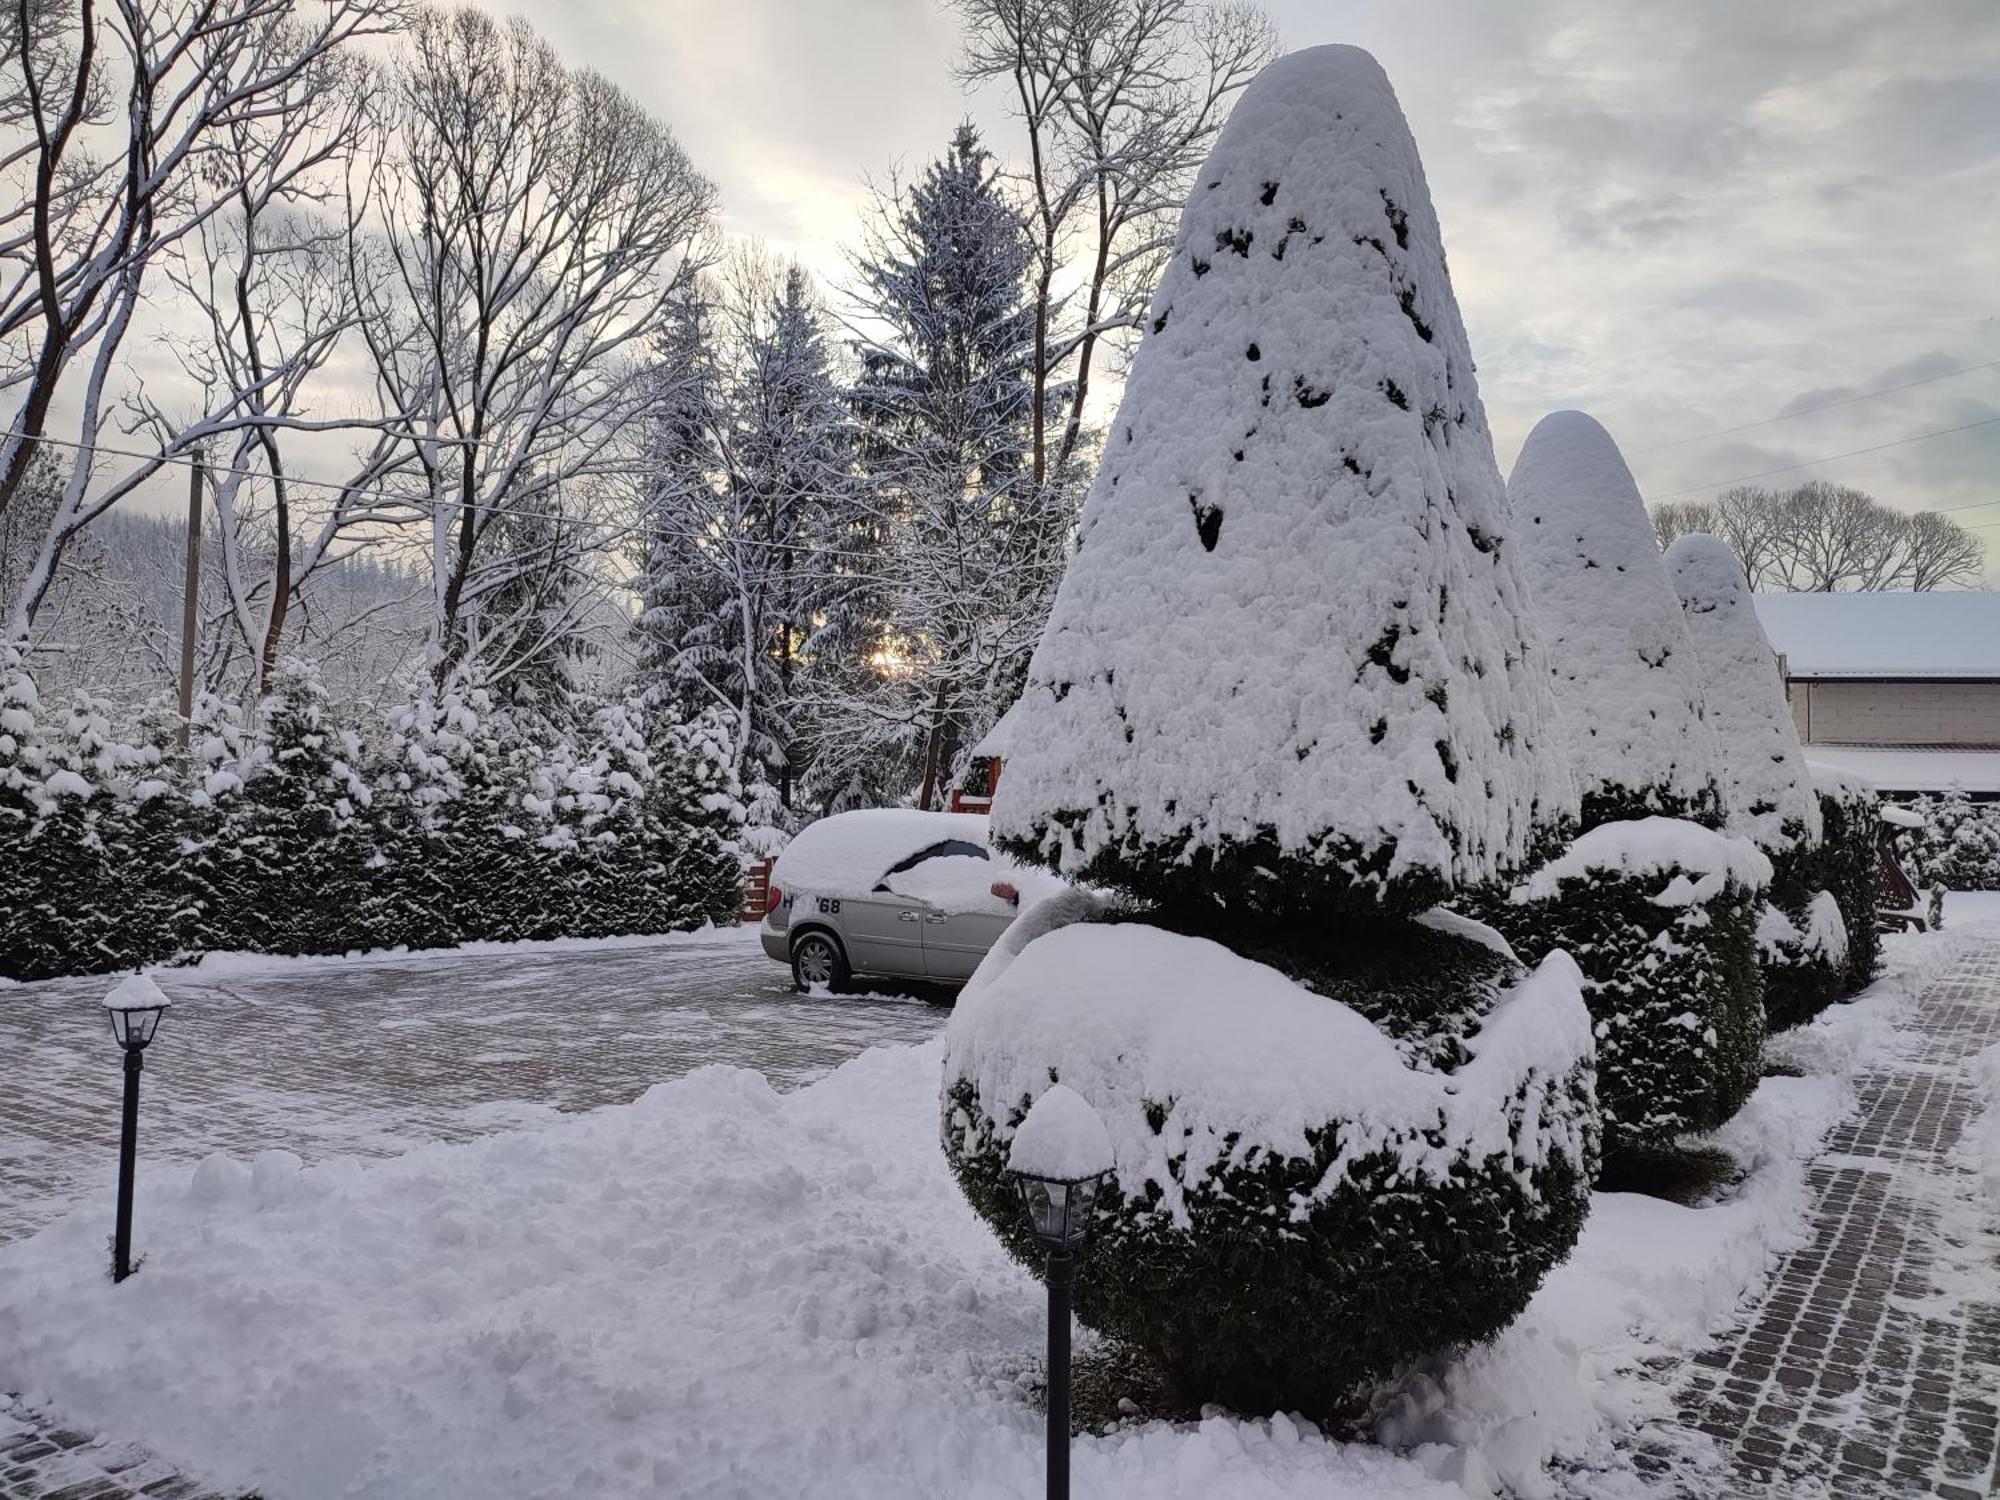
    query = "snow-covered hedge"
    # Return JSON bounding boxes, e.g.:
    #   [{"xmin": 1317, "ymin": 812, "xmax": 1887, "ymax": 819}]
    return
[
  {"xmin": 1473, "ymin": 818, "xmax": 1767, "ymax": 1153},
  {"xmin": 1896, "ymin": 787, "xmax": 2000, "ymax": 892},
  {"xmin": 1813, "ymin": 769, "xmax": 1884, "ymax": 1000},
  {"xmin": 0, "ymin": 658, "xmax": 745, "ymax": 981},
  {"xmin": 991, "ymin": 44, "xmax": 1573, "ymax": 922},
  {"xmin": 941, "ymin": 907, "xmax": 1598, "ymax": 1413}
]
